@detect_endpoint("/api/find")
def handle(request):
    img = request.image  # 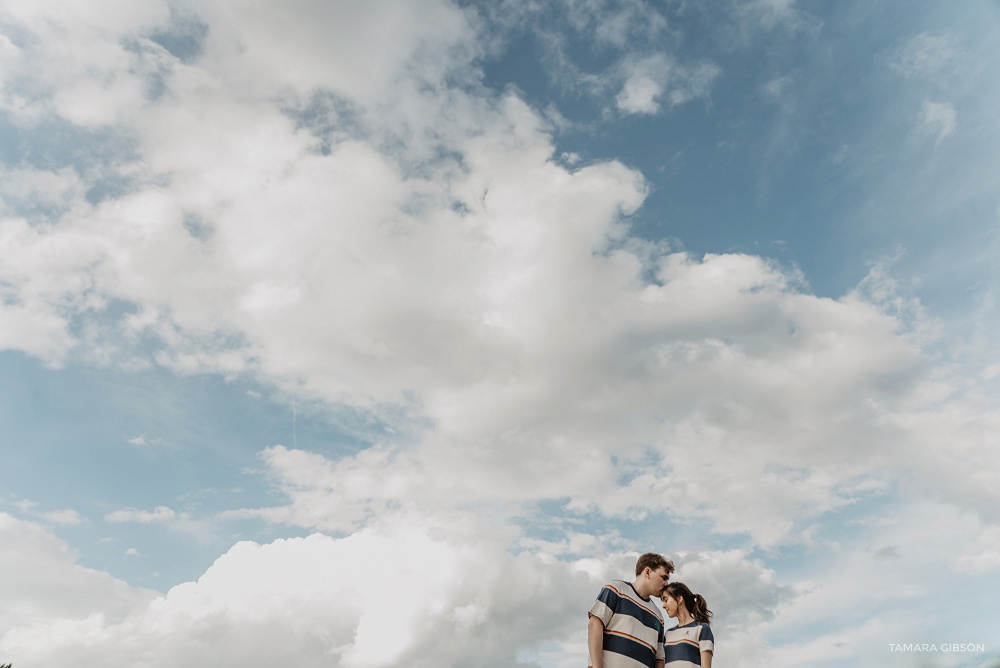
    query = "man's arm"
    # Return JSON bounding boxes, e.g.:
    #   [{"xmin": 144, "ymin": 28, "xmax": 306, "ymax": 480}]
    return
[
  {"xmin": 587, "ymin": 614, "xmax": 605, "ymax": 668},
  {"xmin": 654, "ymin": 661, "xmax": 664, "ymax": 668}
]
